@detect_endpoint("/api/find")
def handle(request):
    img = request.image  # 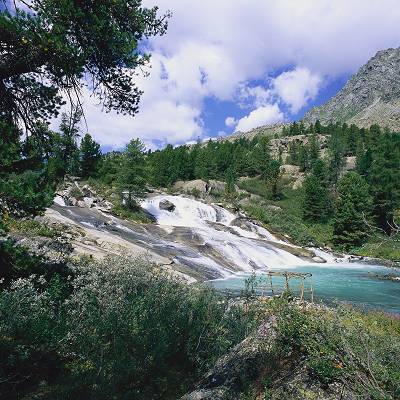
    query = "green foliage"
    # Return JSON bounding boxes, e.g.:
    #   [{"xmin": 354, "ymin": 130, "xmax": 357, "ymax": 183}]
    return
[
  {"xmin": 367, "ymin": 132, "xmax": 400, "ymax": 233},
  {"xmin": 0, "ymin": 240, "xmax": 70, "ymax": 284},
  {"xmin": 0, "ymin": 170, "xmax": 54, "ymax": 216},
  {"xmin": 224, "ymin": 166, "xmax": 237, "ymax": 200},
  {"xmin": 0, "ymin": 0, "xmax": 169, "ymax": 128},
  {"xmin": 112, "ymin": 201, "xmax": 154, "ymax": 223},
  {"xmin": 263, "ymin": 159, "xmax": 281, "ymax": 200},
  {"xmin": 0, "ymin": 121, "xmax": 54, "ymax": 219},
  {"xmin": 6, "ymin": 218, "xmax": 60, "ymax": 238},
  {"xmin": 117, "ymin": 139, "xmax": 147, "ymax": 207},
  {"xmin": 273, "ymin": 302, "xmax": 400, "ymax": 398},
  {"xmin": 0, "ymin": 256, "xmax": 254, "ymax": 400},
  {"xmin": 302, "ymin": 160, "xmax": 331, "ymax": 223},
  {"xmin": 243, "ymin": 200, "xmax": 324, "ymax": 247},
  {"xmin": 79, "ymin": 133, "xmax": 101, "ymax": 178},
  {"xmin": 333, "ymin": 172, "xmax": 372, "ymax": 248},
  {"xmin": 97, "ymin": 151, "xmax": 124, "ymax": 185}
]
